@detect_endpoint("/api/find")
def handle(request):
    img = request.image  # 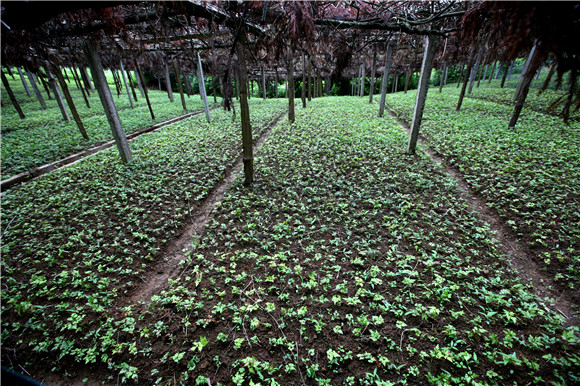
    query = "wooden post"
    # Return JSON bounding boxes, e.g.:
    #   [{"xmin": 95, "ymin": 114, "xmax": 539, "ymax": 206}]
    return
[
  {"xmin": 38, "ymin": 72, "xmax": 52, "ymax": 99},
  {"xmin": 482, "ymin": 64, "xmax": 489, "ymax": 82},
  {"xmin": 173, "ymin": 59, "xmax": 187, "ymax": 110},
  {"xmin": 236, "ymin": 31, "xmax": 253, "ymax": 184},
  {"xmin": 468, "ymin": 53, "xmax": 480, "ymax": 93},
  {"xmin": 456, "ymin": 53, "xmax": 474, "ymax": 111},
  {"xmin": 274, "ymin": 67, "xmax": 279, "ymax": 98},
  {"xmin": 407, "ymin": 35, "xmax": 438, "ymax": 154},
  {"xmin": 183, "ymin": 71, "xmax": 192, "ymax": 97},
  {"xmin": 84, "ymin": 40, "xmax": 132, "ymax": 163},
  {"xmin": 26, "ymin": 69, "xmax": 47, "ymax": 109},
  {"xmin": 1, "ymin": 70, "xmax": 26, "ymax": 119},
  {"xmin": 515, "ymin": 42, "xmax": 537, "ymax": 100},
  {"xmin": 134, "ymin": 69, "xmax": 145, "ymax": 98},
  {"xmin": 53, "ymin": 63, "xmax": 89, "ymax": 140},
  {"xmin": 47, "ymin": 68, "xmax": 71, "ymax": 121},
  {"xmin": 288, "ymin": 45, "xmax": 295, "ymax": 122},
  {"xmin": 165, "ymin": 63, "xmax": 174, "ymax": 102},
  {"xmin": 80, "ymin": 66, "xmax": 94, "ymax": 92},
  {"xmin": 212, "ymin": 68, "xmax": 217, "ymax": 103},
  {"xmin": 404, "ymin": 69, "xmax": 411, "ymax": 94},
  {"xmin": 494, "ymin": 62, "xmax": 502, "ymax": 80},
  {"xmin": 439, "ymin": 63, "xmax": 447, "ymax": 93},
  {"xmin": 135, "ymin": 60, "xmax": 155, "ymax": 120},
  {"xmin": 507, "ymin": 60, "xmax": 514, "ymax": 81},
  {"xmin": 73, "ymin": 66, "xmax": 91, "ymax": 108},
  {"xmin": 197, "ymin": 53, "xmax": 210, "ymax": 123},
  {"xmin": 307, "ymin": 55, "xmax": 312, "ymax": 101},
  {"xmin": 112, "ymin": 69, "xmax": 122, "ymax": 97},
  {"xmin": 17, "ymin": 67, "xmax": 32, "ymax": 97},
  {"xmin": 369, "ymin": 51, "xmax": 377, "ymax": 103},
  {"xmin": 488, "ymin": 61, "xmax": 497, "ymax": 84},
  {"xmin": 301, "ymin": 51, "xmax": 306, "ymax": 108},
  {"xmin": 500, "ymin": 62, "xmax": 509, "ymax": 88},
  {"xmin": 509, "ymin": 48, "xmax": 545, "ymax": 129},
  {"xmin": 540, "ymin": 64, "xmax": 556, "ymax": 92},
  {"xmin": 359, "ymin": 62, "xmax": 365, "ymax": 96},
  {"xmin": 119, "ymin": 61, "xmax": 135, "ymax": 108},
  {"xmin": 378, "ymin": 43, "xmax": 392, "ymax": 117},
  {"xmin": 457, "ymin": 63, "xmax": 464, "ymax": 88}
]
